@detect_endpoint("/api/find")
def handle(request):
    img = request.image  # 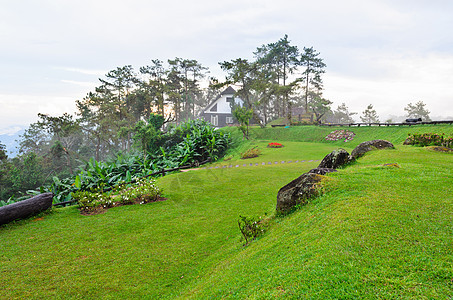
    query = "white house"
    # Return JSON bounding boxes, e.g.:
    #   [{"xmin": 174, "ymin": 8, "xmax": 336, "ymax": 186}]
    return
[{"xmin": 201, "ymin": 86, "xmax": 243, "ymax": 127}]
